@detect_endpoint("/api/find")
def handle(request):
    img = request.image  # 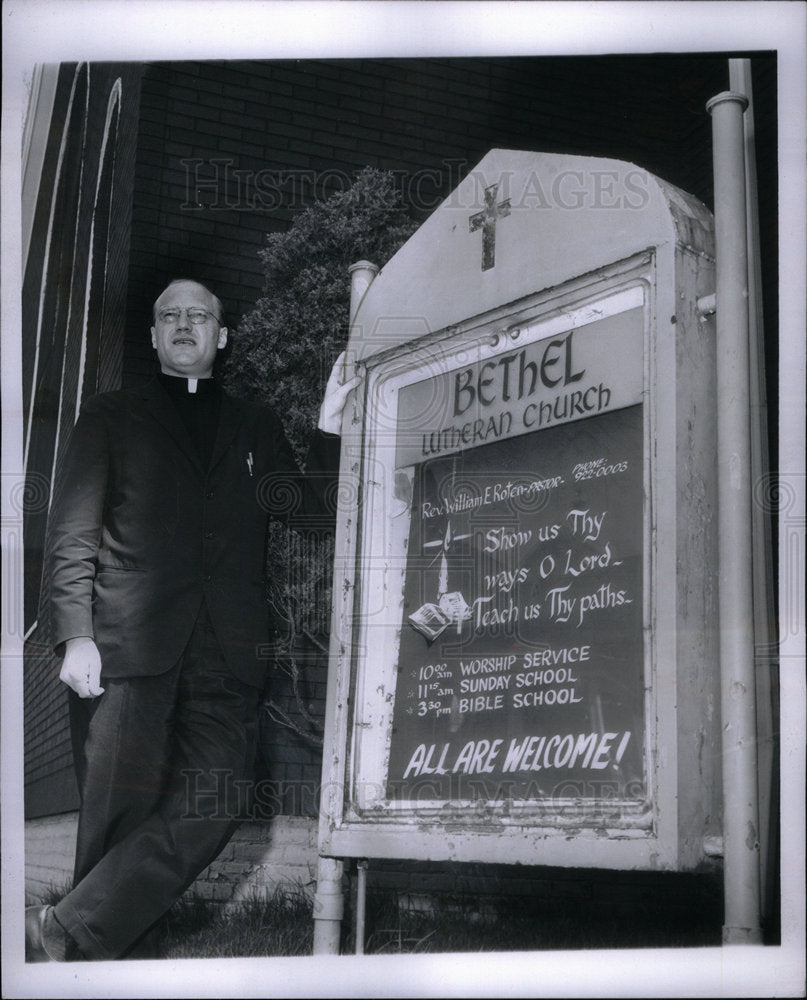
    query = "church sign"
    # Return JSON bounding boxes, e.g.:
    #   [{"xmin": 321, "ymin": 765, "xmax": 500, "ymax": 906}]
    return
[
  {"xmin": 387, "ymin": 292, "xmax": 645, "ymax": 806},
  {"xmin": 319, "ymin": 151, "xmax": 720, "ymax": 871}
]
